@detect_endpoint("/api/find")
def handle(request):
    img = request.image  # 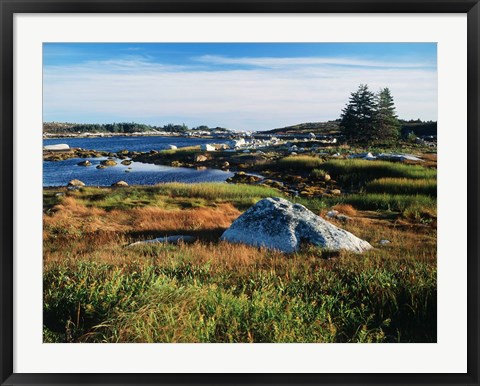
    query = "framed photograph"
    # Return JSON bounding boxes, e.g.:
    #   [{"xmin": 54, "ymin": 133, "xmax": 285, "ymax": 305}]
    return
[{"xmin": 1, "ymin": 1, "xmax": 479, "ymax": 385}]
